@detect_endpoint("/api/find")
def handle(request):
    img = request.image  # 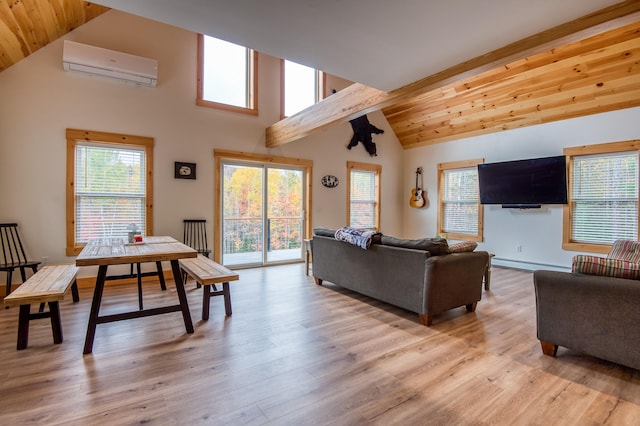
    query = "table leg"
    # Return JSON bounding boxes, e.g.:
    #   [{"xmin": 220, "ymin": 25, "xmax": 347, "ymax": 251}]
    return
[
  {"xmin": 83, "ymin": 265, "xmax": 108, "ymax": 354},
  {"xmin": 170, "ymin": 260, "xmax": 194, "ymax": 333},
  {"xmin": 136, "ymin": 262, "xmax": 143, "ymax": 310}
]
